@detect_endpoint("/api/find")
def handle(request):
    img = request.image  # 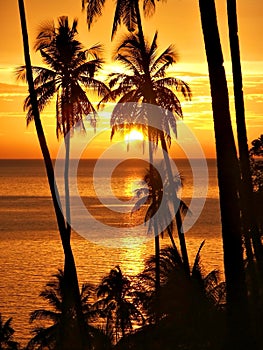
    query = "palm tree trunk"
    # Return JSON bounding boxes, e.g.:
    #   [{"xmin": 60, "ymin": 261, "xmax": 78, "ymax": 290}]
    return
[
  {"xmin": 227, "ymin": 0, "xmax": 263, "ymax": 278},
  {"xmin": 148, "ymin": 127, "xmax": 161, "ymax": 291},
  {"xmin": 133, "ymin": 2, "xmax": 190, "ymax": 274},
  {"xmin": 198, "ymin": 0, "xmax": 251, "ymax": 348},
  {"xmin": 160, "ymin": 132, "xmax": 190, "ymax": 275},
  {"xmin": 18, "ymin": 2, "xmax": 86, "ymax": 348}
]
